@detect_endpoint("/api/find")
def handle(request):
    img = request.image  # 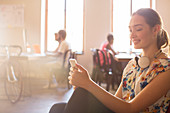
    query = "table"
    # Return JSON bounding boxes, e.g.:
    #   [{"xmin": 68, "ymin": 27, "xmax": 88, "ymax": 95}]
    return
[
  {"xmin": 115, "ymin": 53, "xmax": 136, "ymax": 62},
  {"xmin": 0, "ymin": 53, "xmax": 60, "ymax": 96},
  {"xmin": 115, "ymin": 53, "xmax": 137, "ymax": 70}
]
